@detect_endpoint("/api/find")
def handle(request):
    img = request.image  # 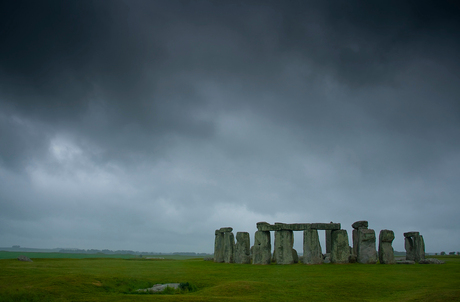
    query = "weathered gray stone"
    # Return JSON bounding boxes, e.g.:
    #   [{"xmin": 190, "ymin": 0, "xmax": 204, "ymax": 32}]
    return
[
  {"xmin": 275, "ymin": 230, "xmax": 294, "ymax": 264},
  {"xmin": 138, "ymin": 283, "xmax": 180, "ymax": 293},
  {"xmin": 352, "ymin": 221, "xmax": 368, "ymax": 256},
  {"xmin": 405, "ymin": 232, "xmax": 425, "ymax": 262},
  {"xmin": 223, "ymin": 231, "xmax": 234, "ymax": 263},
  {"xmin": 331, "ymin": 229, "xmax": 350, "ymax": 264},
  {"xmin": 252, "ymin": 230, "xmax": 271, "ymax": 265},
  {"xmin": 214, "ymin": 230, "xmax": 224, "ymax": 263},
  {"xmin": 348, "ymin": 254, "xmax": 357, "ymax": 263},
  {"xmin": 396, "ymin": 260, "xmax": 415, "ymax": 264},
  {"xmin": 352, "ymin": 229, "xmax": 359, "ymax": 256},
  {"xmin": 323, "ymin": 253, "xmax": 331, "ymax": 263},
  {"xmin": 404, "ymin": 231, "xmax": 419, "ymax": 238},
  {"xmin": 357, "ymin": 229, "xmax": 377, "ymax": 264},
  {"xmin": 419, "ymin": 258, "xmax": 445, "ymax": 264},
  {"xmin": 234, "ymin": 232, "xmax": 251, "ymax": 264},
  {"xmin": 17, "ymin": 255, "xmax": 32, "ymax": 262},
  {"xmin": 326, "ymin": 229, "xmax": 332, "ymax": 253},
  {"xmin": 378, "ymin": 230, "xmax": 395, "ymax": 264},
  {"xmin": 303, "ymin": 229, "xmax": 323, "ymax": 264},
  {"xmin": 257, "ymin": 222, "xmax": 341, "ymax": 231},
  {"xmin": 220, "ymin": 227, "xmax": 233, "ymax": 233},
  {"xmin": 352, "ymin": 220, "xmax": 368, "ymax": 230},
  {"xmin": 293, "ymin": 249, "xmax": 299, "ymax": 263}
]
